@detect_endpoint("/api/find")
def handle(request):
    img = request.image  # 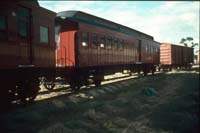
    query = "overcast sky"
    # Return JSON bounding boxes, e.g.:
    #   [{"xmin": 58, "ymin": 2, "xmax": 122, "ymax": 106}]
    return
[{"xmin": 38, "ymin": 1, "xmax": 199, "ymax": 51}]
